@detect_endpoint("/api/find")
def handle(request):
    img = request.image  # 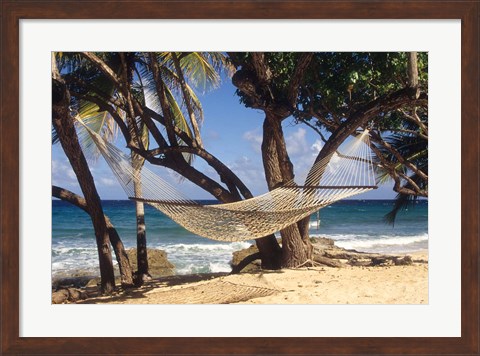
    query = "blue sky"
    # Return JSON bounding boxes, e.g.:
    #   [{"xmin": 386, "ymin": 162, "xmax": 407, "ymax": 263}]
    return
[{"xmin": 52, "ymin": 78, "xmax": 397, "ymax": 200}]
